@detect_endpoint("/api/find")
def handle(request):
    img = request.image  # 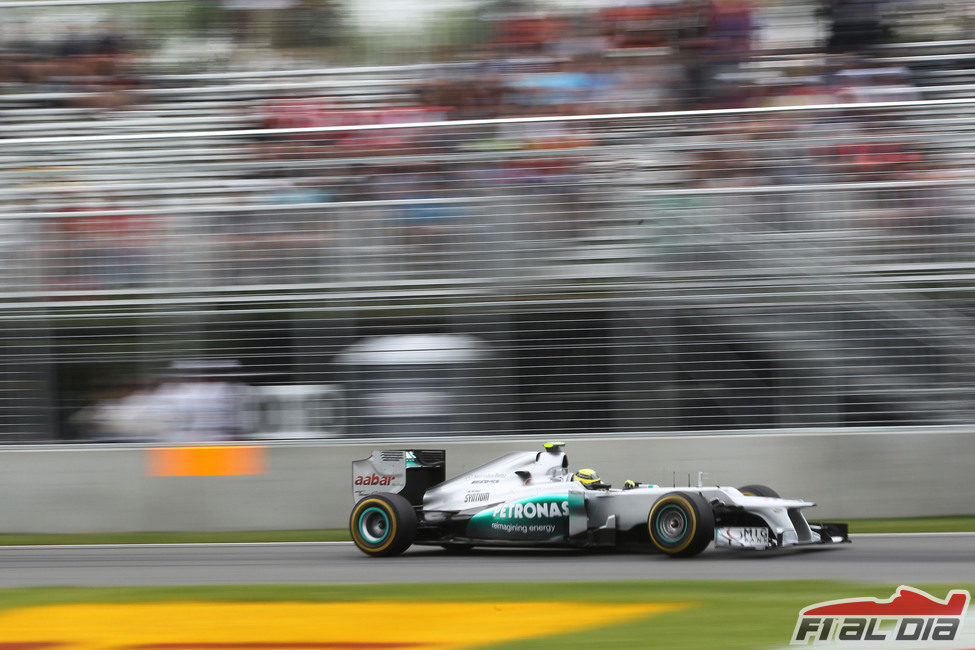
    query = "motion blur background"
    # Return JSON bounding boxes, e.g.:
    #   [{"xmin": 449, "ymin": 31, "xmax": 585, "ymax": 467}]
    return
[{"xmin": 4, "ymin": 0, "xmax": 975, "ymax": 445}]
